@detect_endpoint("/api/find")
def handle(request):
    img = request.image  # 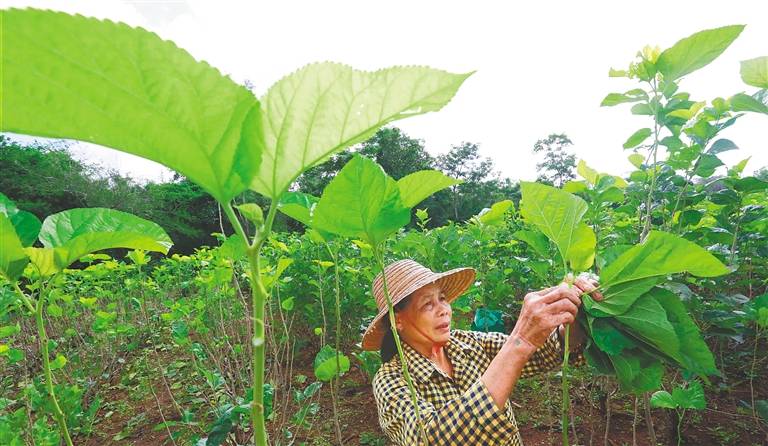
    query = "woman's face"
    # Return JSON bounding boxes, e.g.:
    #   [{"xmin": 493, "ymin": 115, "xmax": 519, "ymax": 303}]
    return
[{"xmin": 396, "ymin": 283, "xmax": 452, "ymax": 347}]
